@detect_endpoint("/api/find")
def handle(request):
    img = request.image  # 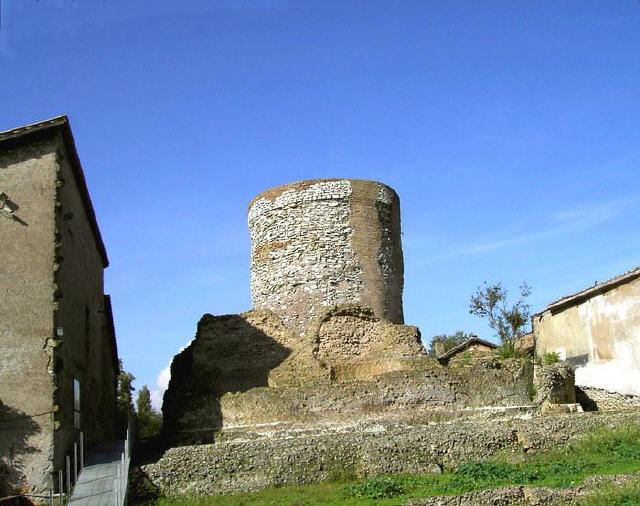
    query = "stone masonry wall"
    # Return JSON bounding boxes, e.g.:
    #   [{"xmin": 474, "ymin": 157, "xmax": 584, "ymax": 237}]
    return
[
  {"xmin": 161, "ymin": 304, "xmax": 533, "ymax": 445},
  {"xmin": 313, "ymin": 305, "xmax": 424, "ymax": 366},
  {"xmin": 248, "ymin": 179, "xmax": 404, "ymax": 334},
  {"xmin": 139, "ymin": 411, "xmax": 639, "ymax": 497},
  {"xmin": 534, "ymin": 363, "xmax": 576, "ymax": 406}
]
